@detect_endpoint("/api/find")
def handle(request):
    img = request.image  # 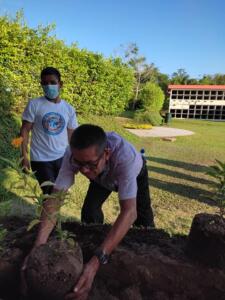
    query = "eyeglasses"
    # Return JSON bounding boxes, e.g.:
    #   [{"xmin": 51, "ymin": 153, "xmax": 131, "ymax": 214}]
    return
[{"xmin": 70, "ymin": 152, "xmax": 104, "ymax": 171}]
